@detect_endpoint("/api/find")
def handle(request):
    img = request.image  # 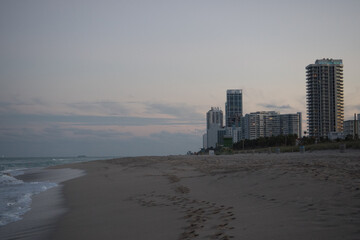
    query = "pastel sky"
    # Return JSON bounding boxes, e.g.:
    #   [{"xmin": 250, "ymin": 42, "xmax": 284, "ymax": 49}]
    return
[{"xmin": 1, "ymin": 0, "xmax": 360, "ymax": 157}]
